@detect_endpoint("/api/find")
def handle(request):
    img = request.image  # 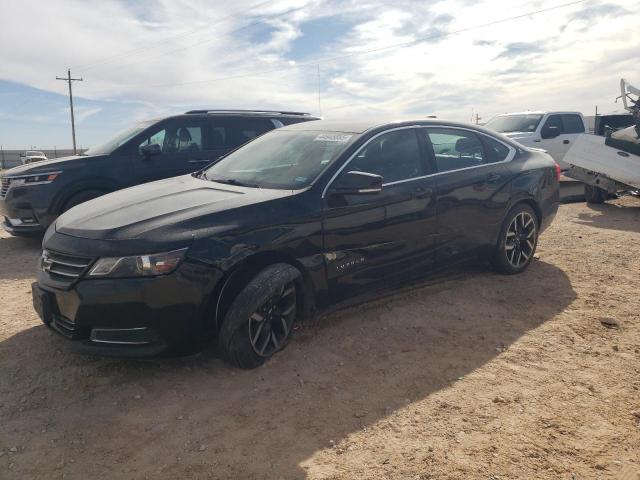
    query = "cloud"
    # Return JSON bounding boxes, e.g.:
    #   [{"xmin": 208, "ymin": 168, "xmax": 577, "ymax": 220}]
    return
[
  {"xmin": 496, "ymin": 41, "xmax": 547, "ymax": 59},
  {"xmin": 0, "ymin": 0, "xmax": 638, "ymax": 148}
]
